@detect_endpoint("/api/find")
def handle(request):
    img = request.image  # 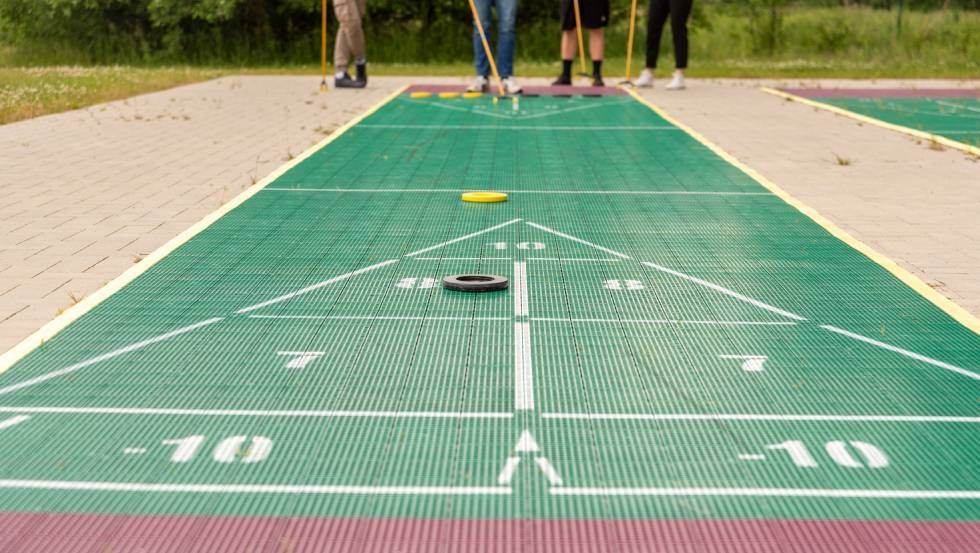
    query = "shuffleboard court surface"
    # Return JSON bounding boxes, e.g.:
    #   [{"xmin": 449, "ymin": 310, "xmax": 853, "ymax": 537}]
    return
[
  {"xmin": 0, "ymin": 88, "xmax": 978, "ymax": 551},
  {"xmin": 776, "ymin": 88, "xmax": 980, "ymax": 150}
]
